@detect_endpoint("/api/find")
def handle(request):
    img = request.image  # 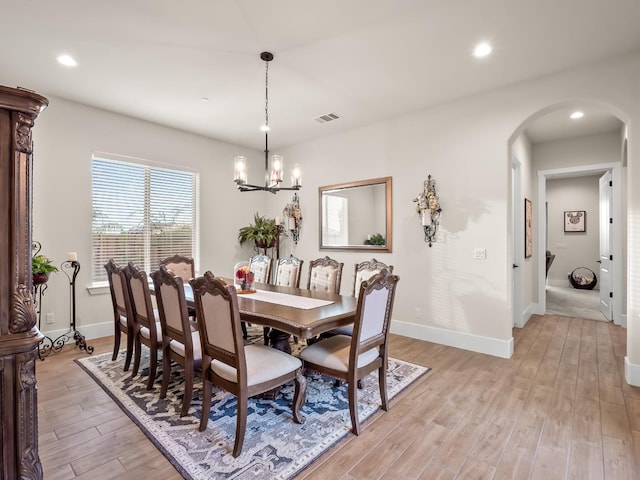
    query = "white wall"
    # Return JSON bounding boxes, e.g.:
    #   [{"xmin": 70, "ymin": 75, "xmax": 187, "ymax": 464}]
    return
[
  {"xmin": 546, "ymin": 176, "xmax": 601, "ymax": 287},
  {"xmin": 533, "ymin": 131, "xmax": 622, "ymax": 171},
  {"xmin": 30, "ymin": 52, "xmax": 640, "ymax": 376},
  {"xmin": 32, "ymin": 99, "xmax": 268, "ymax": 339}
]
